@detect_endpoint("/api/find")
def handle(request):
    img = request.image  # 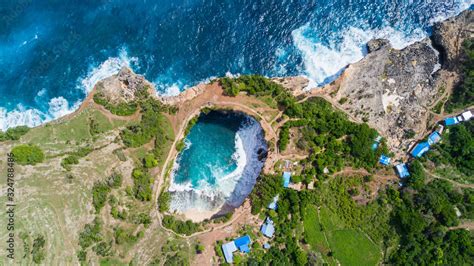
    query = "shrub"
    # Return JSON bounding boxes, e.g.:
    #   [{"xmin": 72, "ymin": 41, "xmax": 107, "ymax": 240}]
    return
[
  {"xmin": 92, "ymin": 182, "xmax": 111, "ymax": 213},
  {"xmin": 93, "ymin": 93, "xmax": 138, "ymax": 116},
  {"xmin": 162, "ymin": 215, "xmax": 201, "ymax": 235},
  {"xmin": 32, "ymin": 235, "xmax": 46, "ymax": 263},
  {"xmin": 0, "ymin": 126, "xmax": 30, "ymax": 141},
  {"xmin": 158, "ymin": 191, "xmax": 171, "ymax": 212},
  {"xmin": 143, "ymin": 153, "xmax": 158, "ymax": 168},
  {"xmin": 11, "ymin": 144, "xmax": 44, "ymax": 165},
  {"xmin": 131, "ymin": 168, "xmax": 153, "ymax": 201}
]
